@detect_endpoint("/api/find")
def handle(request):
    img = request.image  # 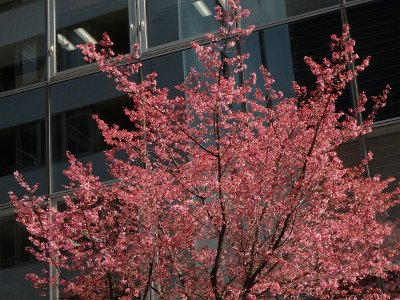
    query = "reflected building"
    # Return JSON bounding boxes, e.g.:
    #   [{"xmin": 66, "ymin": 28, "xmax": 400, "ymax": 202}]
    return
[{"xmin": 0, "ymin": 0, "xmax": 399, "ymax": 298}]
